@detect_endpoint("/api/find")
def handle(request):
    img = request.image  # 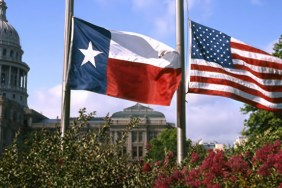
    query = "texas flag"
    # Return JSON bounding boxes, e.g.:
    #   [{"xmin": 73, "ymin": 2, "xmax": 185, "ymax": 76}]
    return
[{"xmin": 68, "ymin": 17, "xmax": 181, "ymax": 106}]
